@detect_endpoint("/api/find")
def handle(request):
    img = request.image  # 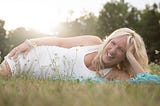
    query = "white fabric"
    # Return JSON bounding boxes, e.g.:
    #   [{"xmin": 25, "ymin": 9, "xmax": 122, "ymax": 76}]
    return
[{"xmin": 5, "ymin": 45, "xmax": 112, "ymax": 79}]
